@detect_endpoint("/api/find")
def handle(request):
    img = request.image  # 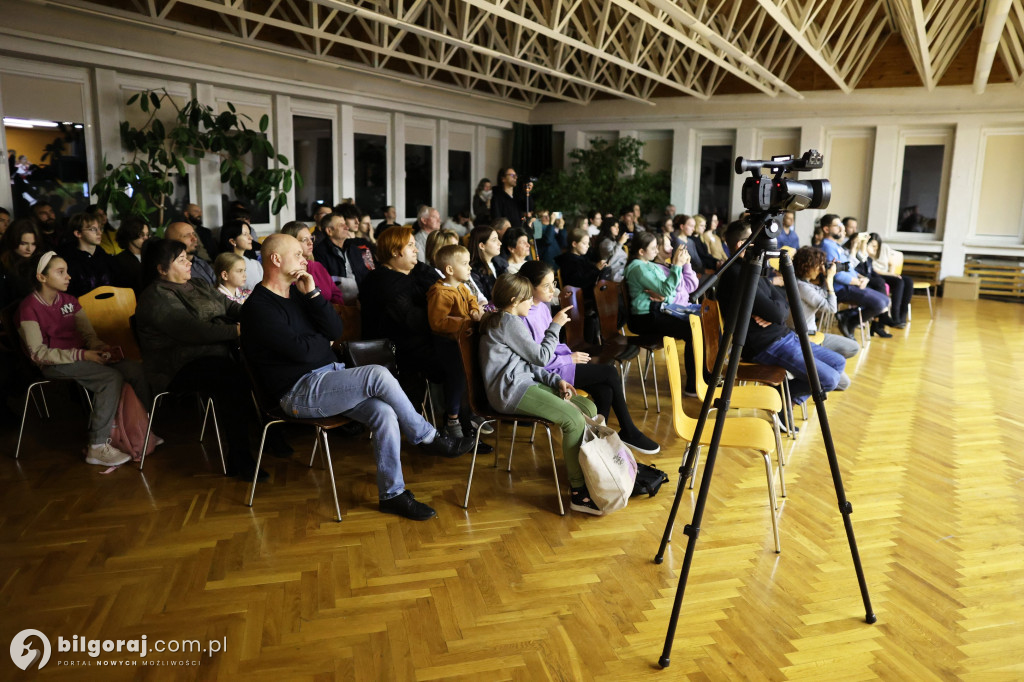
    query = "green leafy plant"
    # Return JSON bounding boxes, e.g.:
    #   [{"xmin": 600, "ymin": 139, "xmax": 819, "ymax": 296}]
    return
[
  {"xmin": 94, "ymin": 89, "xmax": 300, "ymax": 228},
  {"xmin": 533, "ymin": 136, "xmax": 669, "ymax": 220}
]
